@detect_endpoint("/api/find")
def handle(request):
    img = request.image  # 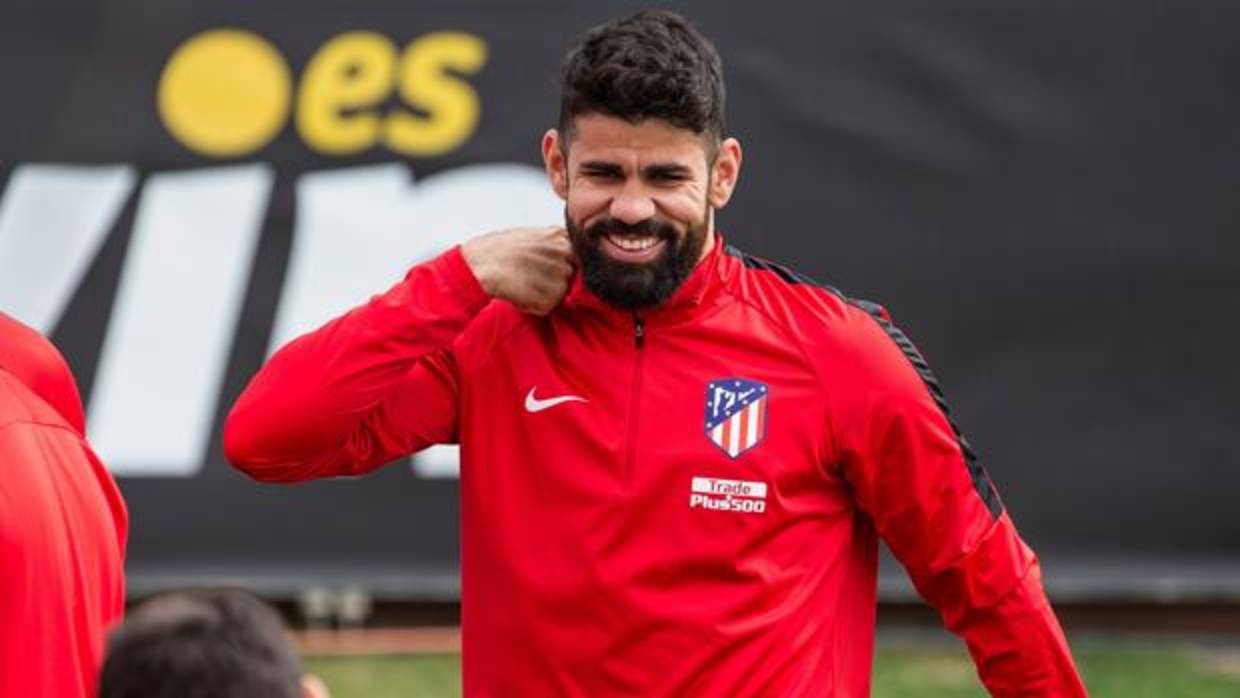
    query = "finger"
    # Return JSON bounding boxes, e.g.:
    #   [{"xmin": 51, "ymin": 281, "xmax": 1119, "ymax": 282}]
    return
[
  {"xmin": 549, "ymin": 257, "xmax": 574, "ymax": 280},
  {"xmin": 527, "ymin": 225, "xmax": 562, "ymax": 245},
  {"xmin": 536, "ymin": 229, "xmax": 571, "ymax": 253},
  {"xmin": 524, "ymin": 297, "xmax": 556, "ymax": 316},
  {"xmin": 525, "ymin": 254, "xmax": 572, "ymax": 281},
  {"xmin": 554, "ymin": 240, "xmax": 575, "ymax": 263},
  {"xmin": 529, "ymin": 277, "xmax": 566, "ymax": 301}
]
